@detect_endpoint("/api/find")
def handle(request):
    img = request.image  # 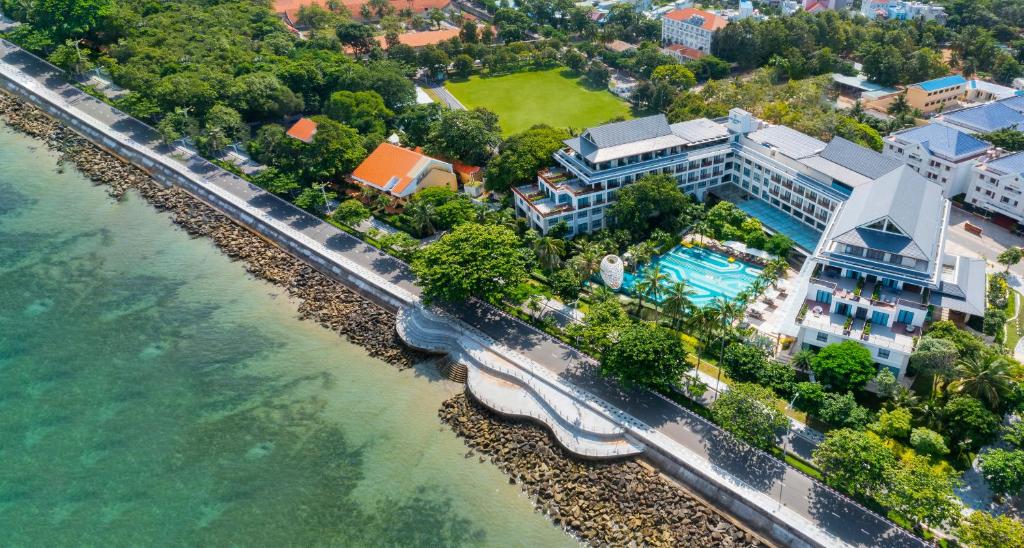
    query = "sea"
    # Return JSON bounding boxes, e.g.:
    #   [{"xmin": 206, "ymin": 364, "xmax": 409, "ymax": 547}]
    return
[{"xmin": 0, "ymin": 125, "xmax": 574, "ymax": 547}]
